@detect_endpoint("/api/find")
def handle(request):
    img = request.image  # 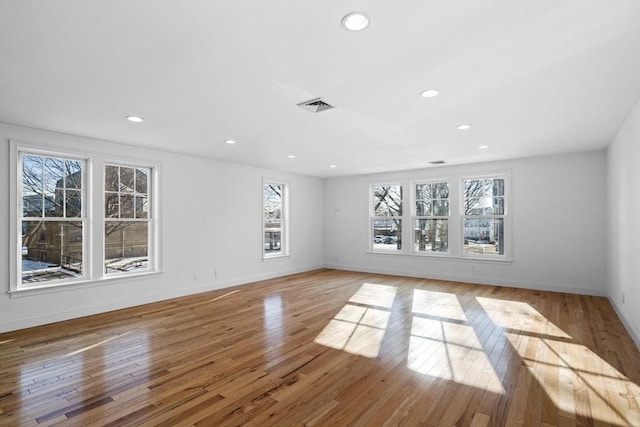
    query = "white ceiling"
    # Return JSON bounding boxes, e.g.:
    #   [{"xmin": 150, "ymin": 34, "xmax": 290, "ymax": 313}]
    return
[{"xmin": 1, "ymin": 1, "xmax": 639, "ymax": 177}]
